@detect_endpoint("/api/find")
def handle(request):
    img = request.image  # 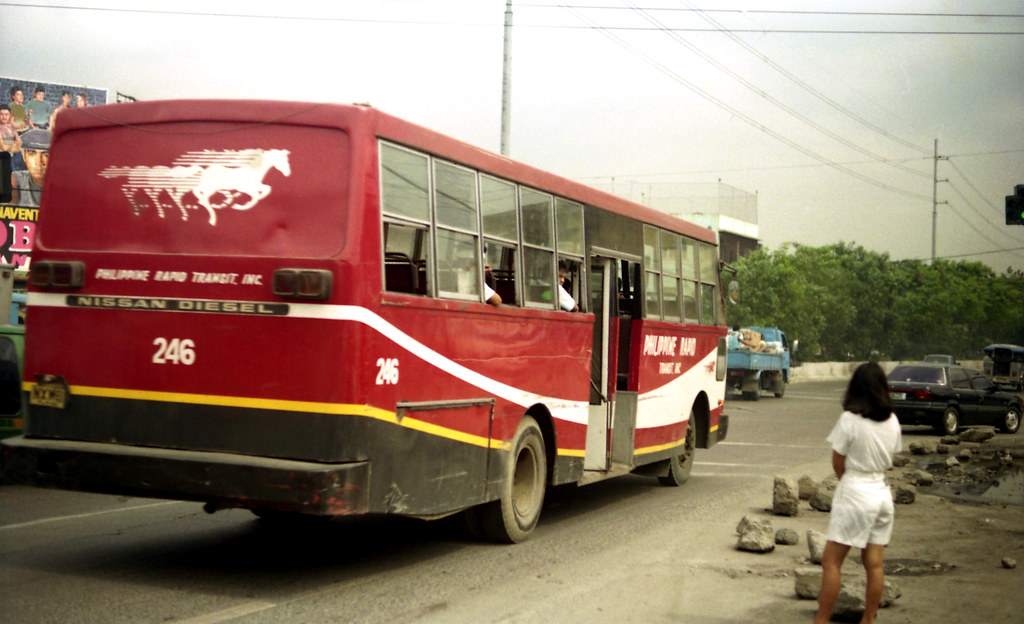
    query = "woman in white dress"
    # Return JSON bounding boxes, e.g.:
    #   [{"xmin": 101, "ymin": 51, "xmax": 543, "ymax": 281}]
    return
[{"xmin": 814, "ymin": 362, "xmax": 902, "ymax": 624}]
